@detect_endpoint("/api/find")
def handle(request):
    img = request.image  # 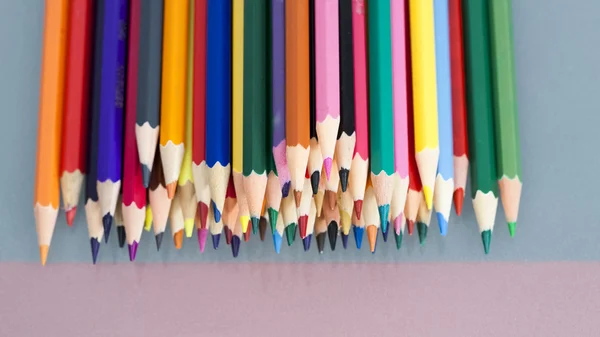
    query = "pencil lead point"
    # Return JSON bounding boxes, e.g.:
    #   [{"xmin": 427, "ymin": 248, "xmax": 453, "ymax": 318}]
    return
[
  {"xmin": 378, "ymin": 205, "xmax": 390, "ymax": 234},
  {"xmin": 231, "ymin": 235, "xmax": 240, "ymax": 257},
  {"xmin": 155, "ymin": 232, "xmax": 164, "ymax": 251},
  {"xmin": 128, "ymin": 241, "xmax": 138, "ymax": 261},
  {"xmin": 173, "ymin": 230, "xmax": 183, "ymax": 249},
  {"xmin": 243, "ymin": 225, "xmax": 251, "ymax": 241},
  {"xmin": 393, "ymin": 217, "xmax": 402, "ymax": 235},
  {"xmin": 184, "ymin": 219, "xmax": 194, "ymax": 238},
  {"xmin": 141, "ymin": 165, "xmax": 151, "ymax": 188},
  {"xmin": 381, "ymin": 223, "xmax": 389, "ymax": 242},
  {"xmin": 341, "ymin": 233, "xmax": 349, "ymax": 249},
  {"xmin": 354, "ymin": 200, "xmax": 363, "ymax": 220},
  {"xmin": 223, "ymin": 226, "xmax": 232, "ymax": 245},
  {"xmin": 166, "ymin": 182, "xmax": 177, "ymax": 199},
  {"xmin": 251, "ymin": 217, "xmax": 259, "ymax": 234},
  {"xmin": 482, "ymin": 230, "xmax": 492, "ymax": 254},
  {"xmin": 328, "ymin": 221, "xmax": 338, "ymax": 251},
  {"xmin": 508, "ymin": 222, "xmax": 516, "ymax": 237},
  {"xmin": 423, "ymin": 186, "xmax": 433, "ymax": 210},
  {"xmin": 302, "ymin": 234, "xmax": 312, "ymax": 251},
  {"xmin": 102, "ymin": 214, "xmax": 112, "ymax": 243},
  {"xmin": 417, "ymin": 222, "xmax": 428, "ymax": 245},
  {"xmin": 144, "ymin": 206, "xmax": 153, "ymax": 231},
  {"xmin": 211, "ymin": 201, "xmax": 221, "ymax": 223},
  {"xmin": 65, "ymin": 207, "xmax": 76, "ymax": 227},
  {"xmin": 197, "ymin": 228, "xmax": 208, "ymax": 252},
  {"xmin": 453, "ymin": 188, "xmax": 465, "ymax": 216},
  {"xmin": 367, "ymin": 225, "xmax": 378, "ymax": 253},
  {"xmin": 353, "ymin": 225, "xmax": 364, "ymax": 249},
  {"xmin": 407, "ymin": 220, "xmax": 415, "ymax": 235},
  {"xmin": 298, "ymin": 215, "xmax": 308, "ymax": 238},
  {"xmin": 268, "ymin": 208, "xmax": 279, "ymax": 234},
  {"xmin": 339, "ymin": 168, "xmax": 349, "ymax": 192},
  {"xmin": 117, "ymin": 226, "xmax": 126, "ymax": 248},
  {"xmin": 316, "ymin": 233, "xmax": 326, "ymax": 254},
  {"xmin": 240, "ymin": 216, "xmax": 250, "ymax": 234},
  {"xmin": 437, "ymin": 213, "xmax": 448, "ymax": 236},
  {"xmin": 394, "ymin": 230, "xmax": 403, "ymax": 250},
  {"xmin": 285, "ymin": 223, "xmax": 297, "ymax": 246},
  {"xmin": 259, "ymin": 217, "xmax": 267, "ymax": 241},
  {"xmin": 197, "ymin": 202, "xmax": 209, "ymax": 229},
  {"xmin": 323, "ymin": 157, "xmax": 333, "ymax": 180},
  {"xmin": 281, "ymin": 181, "xmax": 291, "ymax": 198},
  {"xmin": 90, "ymin": 239, "xmax": 100, "ymax": 264},
  {"xmin": 273, "ymin": 231, "xmax": 283, "ymax": 253},
  {"xmin": 294, "ymin": 191, "xmax": 302, "ymax": 207}
]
